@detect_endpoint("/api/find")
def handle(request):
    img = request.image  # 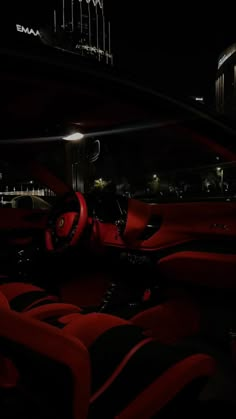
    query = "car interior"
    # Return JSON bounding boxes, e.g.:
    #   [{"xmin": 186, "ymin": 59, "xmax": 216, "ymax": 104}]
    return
[{"xmin": 0, "ymin": 49, "xmax": 236, "ymax": 418}]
